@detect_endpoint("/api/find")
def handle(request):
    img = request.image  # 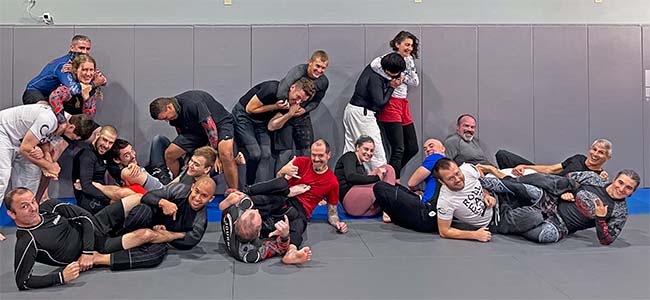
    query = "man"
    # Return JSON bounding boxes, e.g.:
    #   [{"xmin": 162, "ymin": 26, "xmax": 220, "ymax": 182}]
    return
[
  {"xmin": 23, "ymin": 35, "xmax": 107, "ymax": 105},
  {"xmin": 373, "ymin": 139, "xmax": 446, "ymax": 232},
  {"xmin": 72, "ymin": 125, "xmax": 118, "ymax": 214},
  {"xmin": 495, "ymin": 139, "xmax": 613, "ymax": 180},
  {"xmin": 272, "ymin": 50, "xmax": 330, "ymax": 165},
  {"xmin": 220, "ymin": 176, "xmax": 313, "ymax": 264},
  {"xmin": 149, "ymin": 90, "xmax": 238, "ymax": 192},
  {"xmin": 433, "ymin": 158, "xmax": 544, "ymax": 242},
  {"xmin": 343, "ymin": 52, "xmax": 405, "ymax": 170},
  {"xmin": 443, "ymin": 114, "xmax": 492, "ymax": 166},
  {"xmin": 516, "ymin": 169, "xmax": 640, "ymax": 245},
  {"xmin": 6, "ymin": 187, "xmax": 168, "ymax": 290},
  {"xmin": 106, "ymin": 138, "xmax": 165, "ymax": 188},
  {"xmin": 137, "ymin": 176, "xmax": 217, "ymax": 250},
  {"xmin": 281, "ymin": 139, "xmax": 348, "ymax": 247},
  {"xmin": 233, "ymin": 78, "xmax": 314, "ymax": 185}
]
